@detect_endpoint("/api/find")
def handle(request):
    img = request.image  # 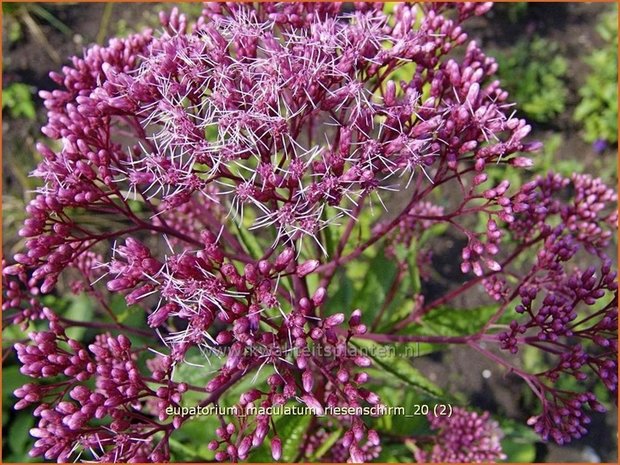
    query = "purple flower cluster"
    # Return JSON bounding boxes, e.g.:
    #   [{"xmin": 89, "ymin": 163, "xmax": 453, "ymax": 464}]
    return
[
  {"xmin": 304, "ymin": 422, "xmax": 382, "ymax": 463},
  {"xmin": 2, "ymin": 2, "xmax": 616, "ymax": 462},
  {"xmin": 488, "ymin": 172, "xmax": 618, "ymax": 445},
  {"xmin": 414, "ymin": 408, "xmax": 506, "ymax": 463},
  {"xmin": 12, "ymin": 307, "xmax": 189, "ymax": 462}
]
